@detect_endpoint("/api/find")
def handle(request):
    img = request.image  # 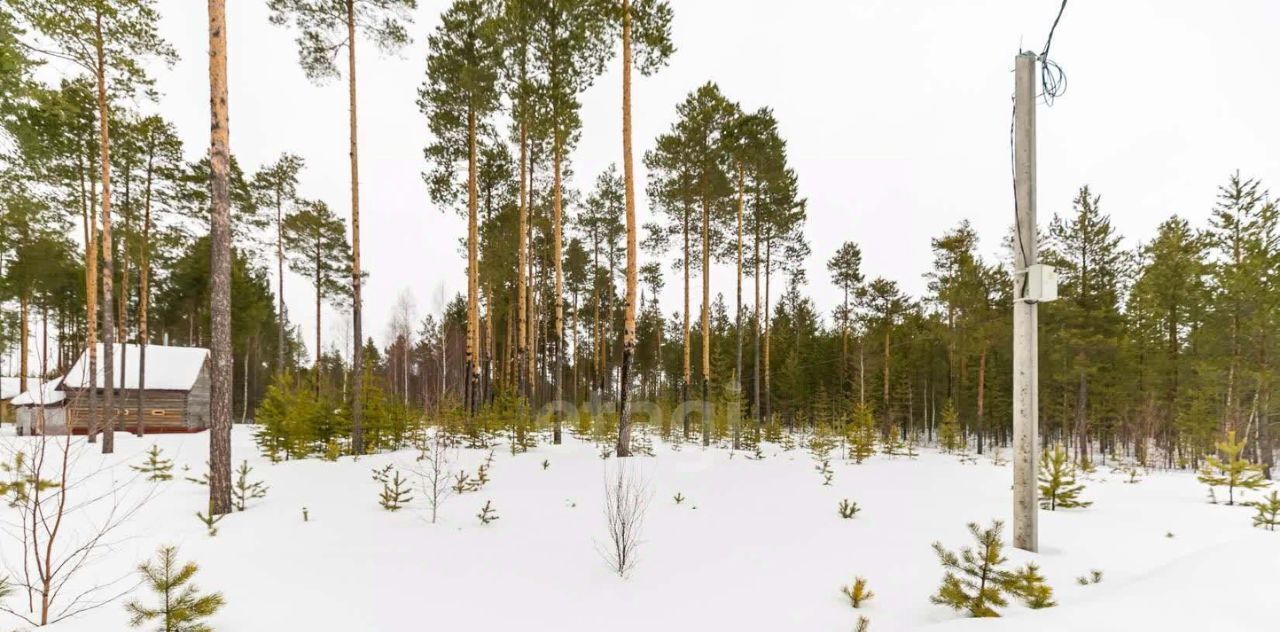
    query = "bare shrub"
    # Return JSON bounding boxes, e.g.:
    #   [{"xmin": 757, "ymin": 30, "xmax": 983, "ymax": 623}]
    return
[
  {"xmin": 0, "ymin": 426, "xmax": 152, "ymax": 626},
  {"xmin": 409, "ymin": 427, "xmax": 456, "ymax": 524},
  {"xmin": 597, "ymin": 460, "xmax": 651, "ymax": 578}
]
